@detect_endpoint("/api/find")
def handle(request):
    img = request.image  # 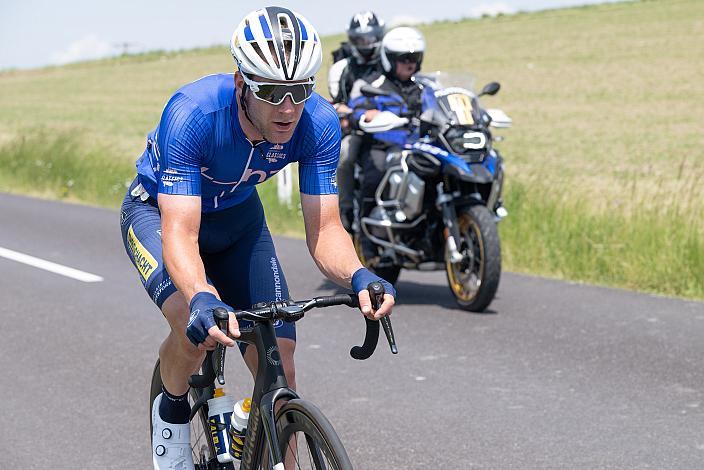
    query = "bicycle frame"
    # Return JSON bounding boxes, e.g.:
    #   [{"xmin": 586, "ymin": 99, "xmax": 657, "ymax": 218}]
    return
[
  {"xmin": 189, "ymin": 320, "xmax": 297, "ymax": 469},
  {"xmin": 237, "ymin": 320, "xmax": 298, "ymax": 469},
  {"xmin": 186, "ymin": 288, "xmax": 396, "ymax": 469}
]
